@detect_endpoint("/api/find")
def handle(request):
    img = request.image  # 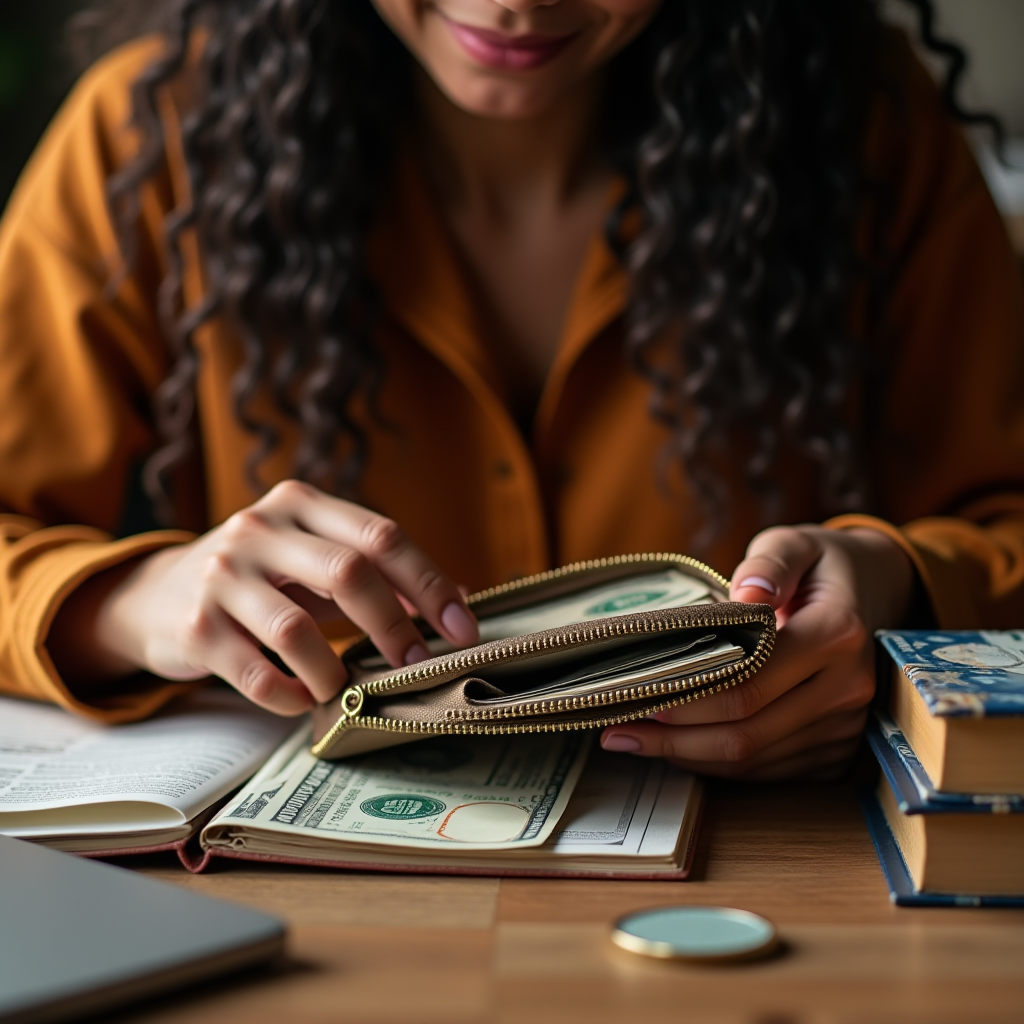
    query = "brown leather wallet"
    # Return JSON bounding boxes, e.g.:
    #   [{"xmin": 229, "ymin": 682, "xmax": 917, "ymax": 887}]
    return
[{"xmin": 311, "ymin": 553, "xmax": 776, "ymax": 759}]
